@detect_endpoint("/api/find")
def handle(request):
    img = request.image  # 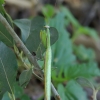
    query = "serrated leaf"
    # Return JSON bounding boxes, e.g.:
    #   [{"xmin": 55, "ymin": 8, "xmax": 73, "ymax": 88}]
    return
[
  {"xmin": 64, "ymin": 62, "xmax": 100, "ymax": 80},
  {"xmin": 19, "ymin": 69, "xmax": 32, "ymax": 87},
  {"xmin": 49, "ymin": 10, "xmax": 99, "ymax": 83},
  {"xmin": 0, "ymin": 42, "xmax": 18, "ymax": 99},
  {"xmin": 52, "ymin": 62, "xmax": 100, "ymax": 82},
  {"xmin": 0, "ymin": 22, "xmax": 13, "ymax": 46},
  {"xmin": 50, "ymin": 12, "xmax": 75, "ymax": 67},
  {"xmin": 50, "ymin": 12, "xmax": 75, "ymax": 82}
]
